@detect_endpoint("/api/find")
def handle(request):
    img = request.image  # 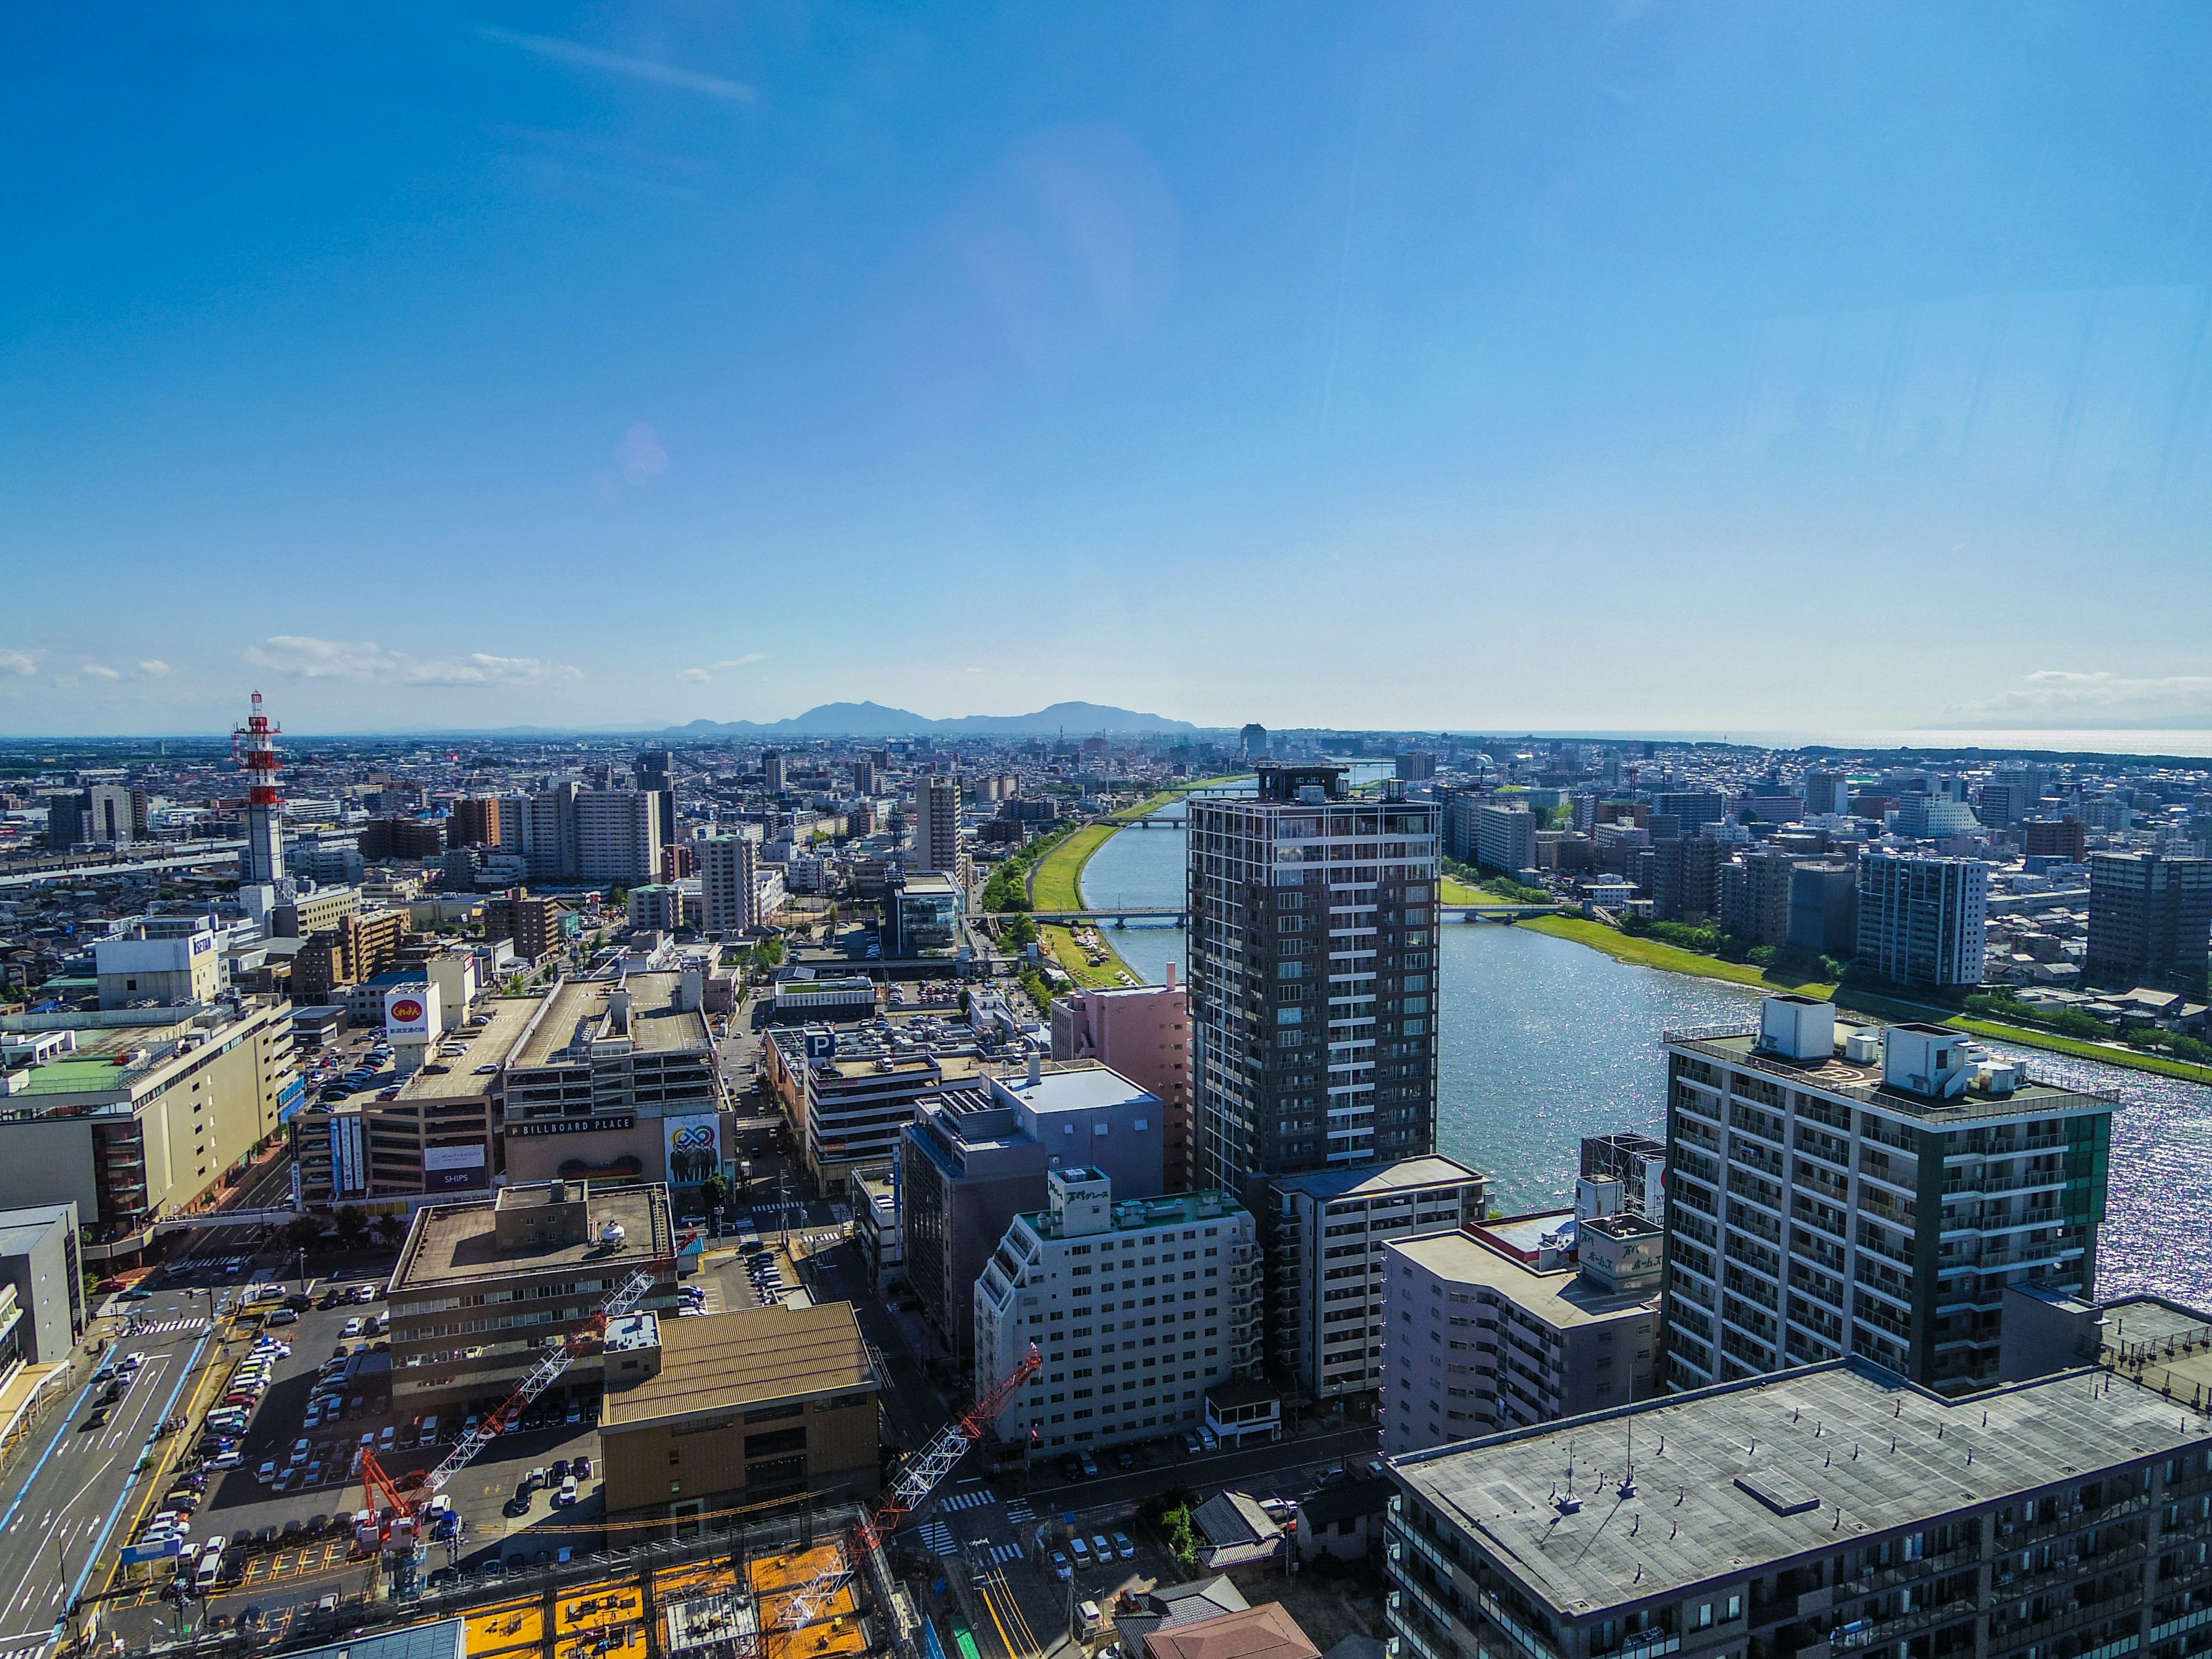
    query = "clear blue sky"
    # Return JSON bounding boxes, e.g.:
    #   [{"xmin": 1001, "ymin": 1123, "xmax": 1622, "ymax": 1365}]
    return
[{"xmin": 5, "ymin": 4, "xmax": 2210, "ymax": 737}]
